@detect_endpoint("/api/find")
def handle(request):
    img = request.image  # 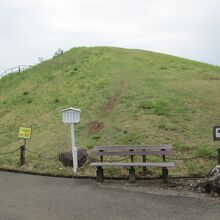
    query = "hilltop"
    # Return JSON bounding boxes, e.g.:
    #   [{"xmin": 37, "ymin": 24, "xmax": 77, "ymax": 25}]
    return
[{"xmin": 0, "ymin": 46, "xmax": 220, "ymax": 176}]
